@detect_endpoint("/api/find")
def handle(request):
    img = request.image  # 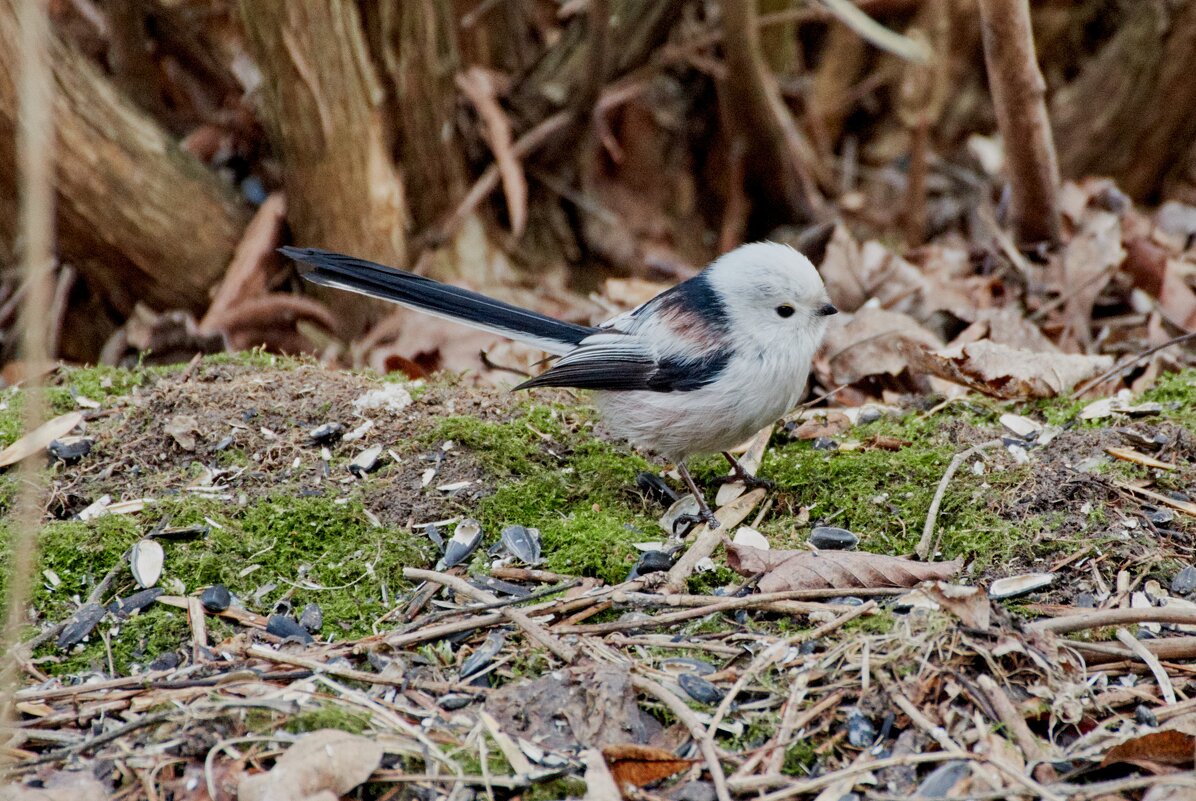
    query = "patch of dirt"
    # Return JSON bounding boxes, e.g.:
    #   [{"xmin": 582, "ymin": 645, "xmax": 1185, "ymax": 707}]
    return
[{"xmin": 48, "ymin": 360, "xmax": 555, "ymax": 526}]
